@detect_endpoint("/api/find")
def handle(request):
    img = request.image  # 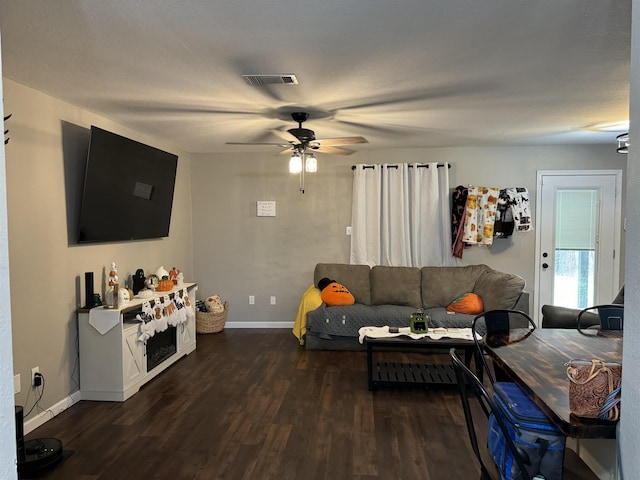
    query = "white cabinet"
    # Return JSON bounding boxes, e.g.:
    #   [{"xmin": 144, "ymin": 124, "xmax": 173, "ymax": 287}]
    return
[
  {"xmin": 78, "ymin": 283, "xmax": 197, "ymax": 401},
  {"xmin": 178, "ymin": 312, "xmax": 196, "ymax": 355},
  {"xmin": 123, "ymin": 323, "xmax": 145, "ymax": 392}
]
